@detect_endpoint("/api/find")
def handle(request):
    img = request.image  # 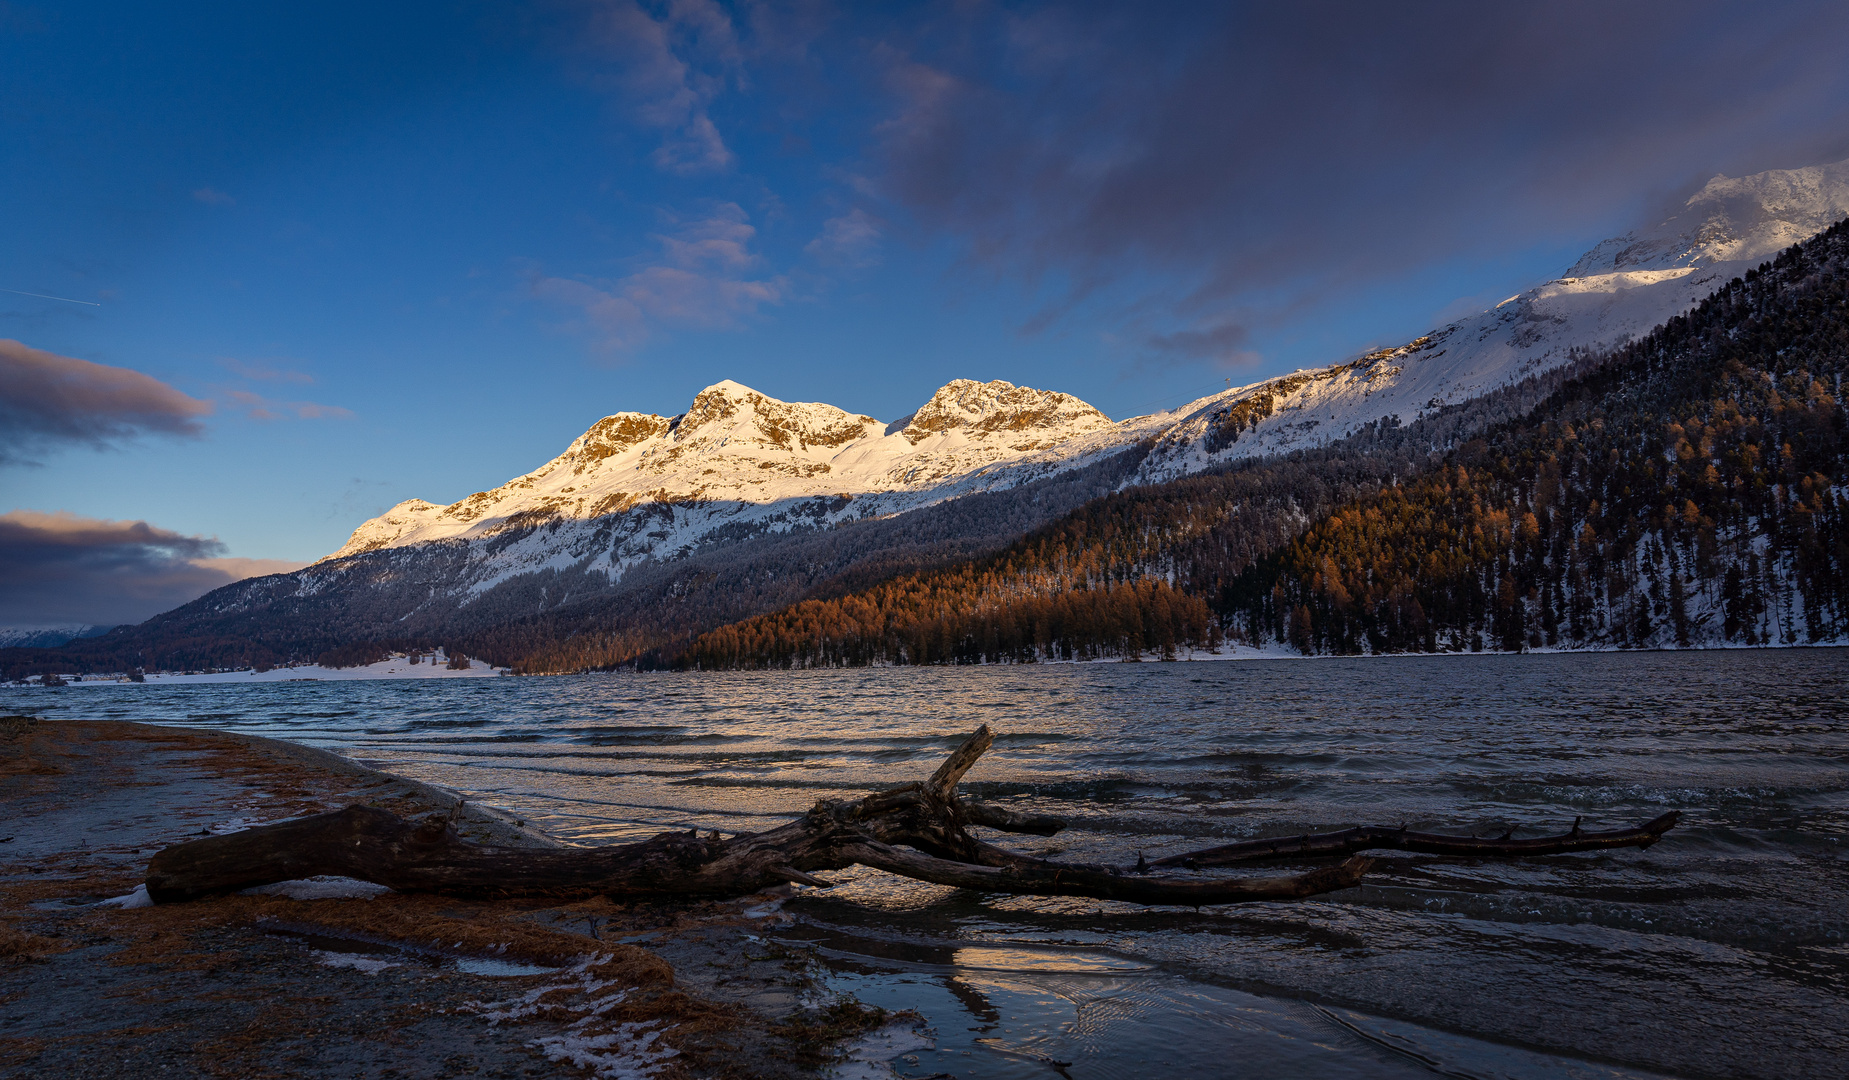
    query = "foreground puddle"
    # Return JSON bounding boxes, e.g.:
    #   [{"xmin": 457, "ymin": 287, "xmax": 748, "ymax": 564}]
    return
[
  {"xmin": 263, "ymin": 924, "xmax": 563, "ymax": 978},
  {"xmin": 783, "ymin": 923, "xmax": 1688, "ymax": 1080}
]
